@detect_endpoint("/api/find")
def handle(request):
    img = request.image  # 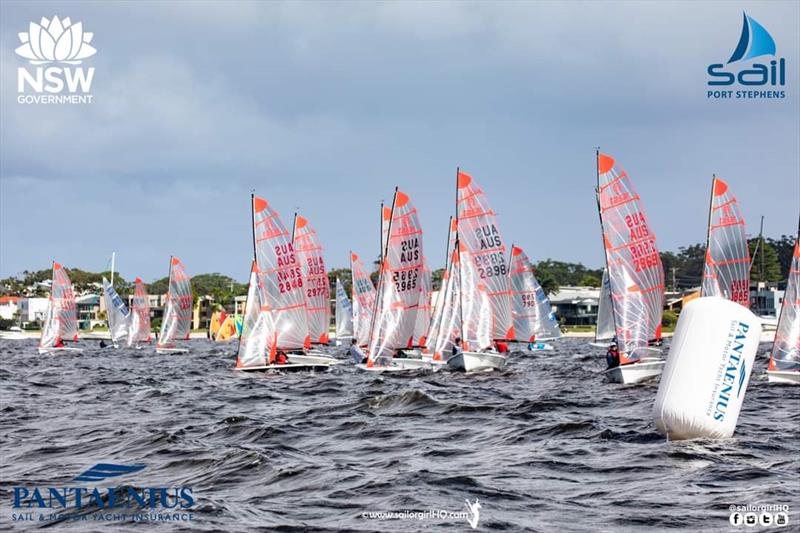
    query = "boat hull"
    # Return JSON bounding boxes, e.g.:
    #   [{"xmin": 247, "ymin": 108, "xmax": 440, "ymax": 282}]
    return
[
  {"xmin": 287, "ymin": 352, "xmax": 340, "ymax": 365},
  {"xmin": 604, "ymin": 360, "xmax": 664, "ymax": 384},
  {"xmin": 589, "ymin": 341, "xmax": 613, "ymax": 349},
  {"xmin": 355, "ymin": 357, "xmax": 435, "ymax": 373},
  {"xmin": 38, "ymin": 346, "xmax": 83, "ymax": 354},
  {"xmin": 510, "ymin": 342, "xmax": 554, "ymax": 352},
  {"xmin": 446, "ymin": 351, "xmax": 507, "ymax": 372},
  {"xmin": 766, "ymin": 370, "xmax": 800, "ymax": 384},
  {"xmin": 156, "ymin": 347, "xmax": 189, "ymax": 354},
  {"xmin": 238, "ymin": 363, "xmax": 331, "ymax": 373}
]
